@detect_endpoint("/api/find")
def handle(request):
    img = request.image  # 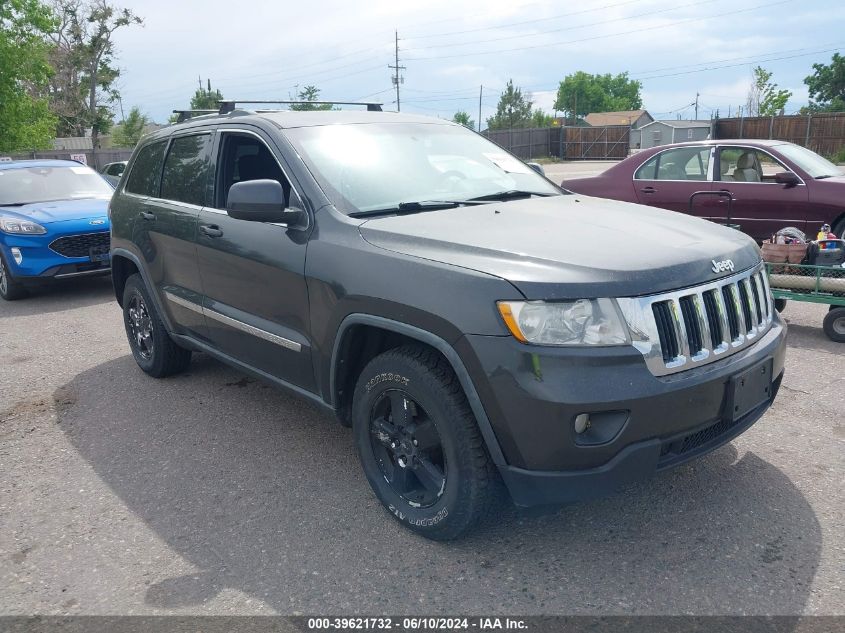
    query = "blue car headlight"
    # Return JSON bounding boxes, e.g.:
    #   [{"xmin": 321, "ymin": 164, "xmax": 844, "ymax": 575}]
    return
[{"xmin": 0, "ymin": 215, "xmax": 47, "ymax": 235}]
